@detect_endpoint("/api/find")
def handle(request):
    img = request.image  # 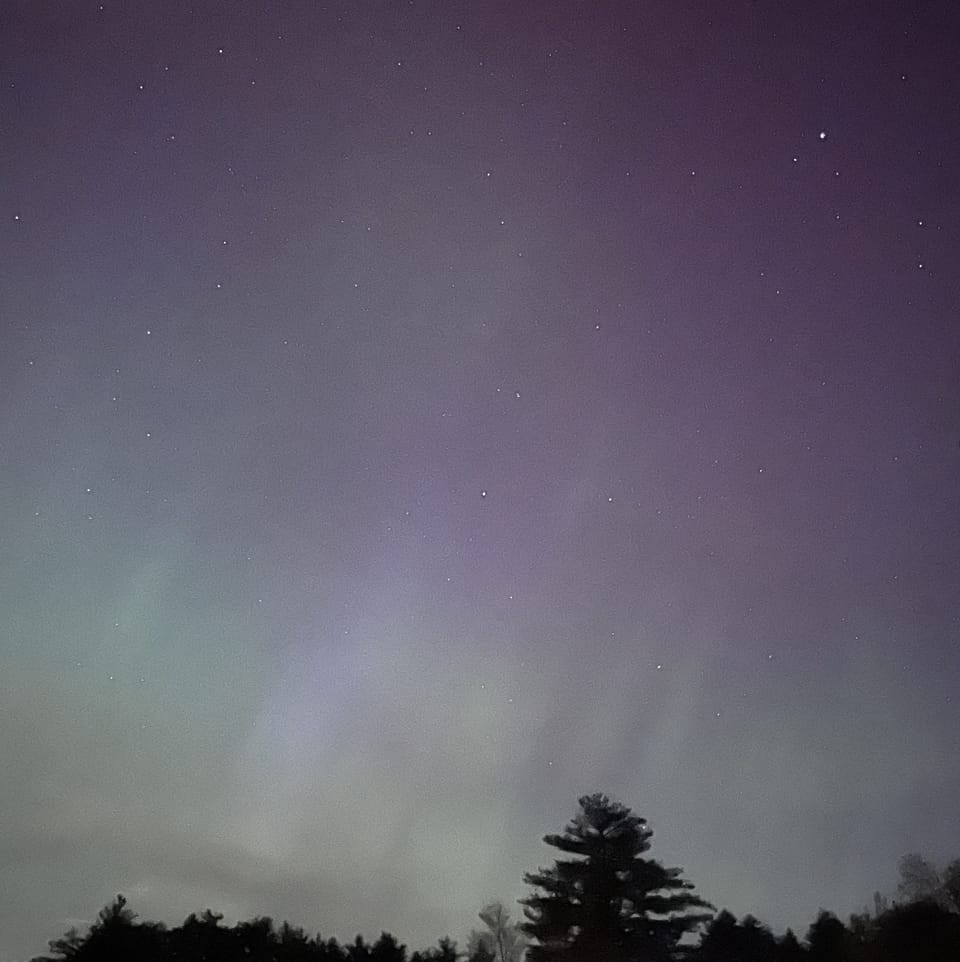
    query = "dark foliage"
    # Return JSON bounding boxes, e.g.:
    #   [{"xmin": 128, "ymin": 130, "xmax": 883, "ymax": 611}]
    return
[
  {"xmin": 691, "ymin": 909, "xmax": 777, "ymax": 962},
  {"xmin": 873, "ymin": 899, "xmax": 960, "ymax": 962},
  {"xmin": 24, "ymin": 801, "xmax": 960, "ymax": 962},
  {"xmin": 29, "ymin": 895, "xmax": 444, "ymax": 962},
  {"xmin": 520, "ymin": 793, "xmax": 713, "ymax": 962},
  {"xmin": 689, "ymin": 901, "xmax": 960, "ymax": 962}
]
